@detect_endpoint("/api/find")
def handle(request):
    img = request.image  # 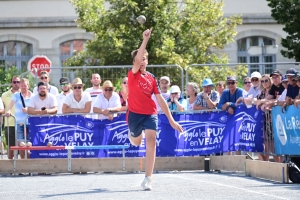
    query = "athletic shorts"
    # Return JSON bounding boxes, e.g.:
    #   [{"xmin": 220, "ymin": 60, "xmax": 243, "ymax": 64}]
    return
[{"xmin": 127, "ymin": 111, "xmax": 158, "ymax": 138}]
